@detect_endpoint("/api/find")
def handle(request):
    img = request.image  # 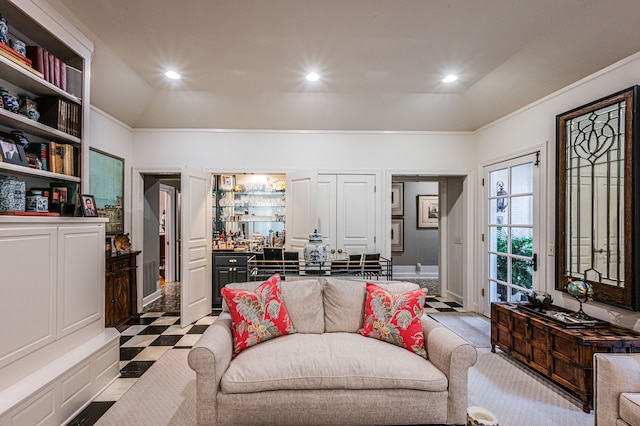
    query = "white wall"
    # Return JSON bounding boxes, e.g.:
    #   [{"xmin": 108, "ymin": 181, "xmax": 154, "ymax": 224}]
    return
[
  {"xmin": 475, "ymin": 52, "xmax": 640, "ymax": 330},
  {"xmin": 87, "ymin": 107, "xmax": 135, "ymax": 234}
]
